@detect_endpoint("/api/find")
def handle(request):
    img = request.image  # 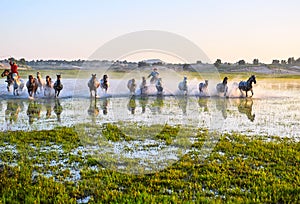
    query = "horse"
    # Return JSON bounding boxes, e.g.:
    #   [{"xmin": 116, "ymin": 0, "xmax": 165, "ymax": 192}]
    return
[
  {"xmin": 238, "ymin": 98, "xmax": 255, "ymax": 122},
  {"xmin": 26, "ymin": 75, "xmax": 38, "ymax": 98},
  {"xmin": 13, "ymin": 76, "xmax": 25, "ymax": 96},
  {"xmin": 238, "ymin": 75, "xmax": 256, "ymax": 97},
  {"xmin": 199, "ymin": 80, "xmax": 208, "ymax": 95},
  {"xmin": 1, "ymin": 69, "xmax": 13, "ymax": 92},
  {"xmin": 44, "ymin": 75, "xmax": 53, "ymax": 97},
  {"xmin": 178, "ymin": 76, "xmax": 188, "ymax": 95},
  {"xmin": 127, "ymin": 78, "xmax": 136, "ymax": 95},
  {"xmin": 216, "ymin": 77, "xmax": 228, "ymax": 97},
  {"xmin": 54, "ymin": 74, "xmax": 63, "ymax": 98},
  {"xmin": 88, "ymin": 74, "xmax": 100, "ymax": 98},
  {"xmin": 140, "ymin": 76, "xmax": 148, "ymax": 95},
  {"xmin": 100, "ymin": 74, "xmax": 109, "ymax": 93},
  {"xmin": 36, "ymin": 72, "xmax": 45, "ymax": 94},
  {"xmin": 155, "ymin": 78, "xmax": 163, "ymax": 95}
]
